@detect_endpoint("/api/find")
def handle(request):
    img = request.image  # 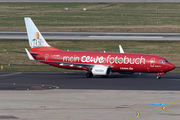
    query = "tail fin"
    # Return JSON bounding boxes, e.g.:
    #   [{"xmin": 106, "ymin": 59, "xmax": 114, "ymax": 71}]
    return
[{"xmin": 24, "ymin": 17, "xmax": 60, "ymax": 52}]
